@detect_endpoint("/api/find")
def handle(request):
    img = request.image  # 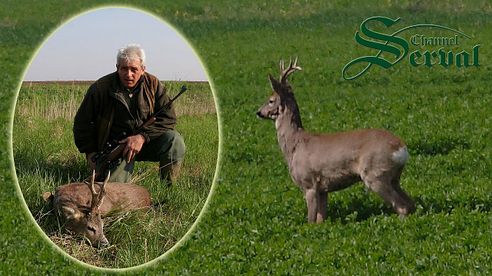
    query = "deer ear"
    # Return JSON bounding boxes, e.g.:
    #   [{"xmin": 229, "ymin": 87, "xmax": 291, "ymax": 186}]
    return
[
  {"xmin": 268, "ymin": 74, "xmax": 282, "ymax": 92},
  {"xmin": 61, "ymin": 206, "xmax": 83, "ymax": 220},
  {"xmin": 42, "ymin": 192, "xmax": 53, "ymax": 202}
]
